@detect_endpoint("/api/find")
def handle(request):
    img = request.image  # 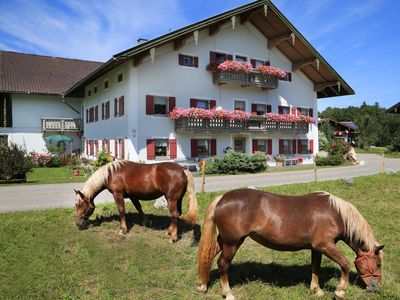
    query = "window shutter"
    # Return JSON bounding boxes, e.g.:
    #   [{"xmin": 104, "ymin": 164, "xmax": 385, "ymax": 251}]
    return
[
  {"xmin": 267, "ymin": 105, "xmax": 272, "ymax": 113},
  {"xmin": 297, "ymin": 107, "xmax": 302, "ymax": 115},
  {"xmin": 101, "ymin": 103, "xmax": 104, "ymax": 120},
  {"xmin": 227, "ymin": 54, "xmax": 233, "ymax": 61},
  {"xmin": 193, "ymin": 57, "xmax": 199, "ymax": 68},
  {"xmin": 267, "ymin": 139, "xmax": 272, "ymax": 155},
  {"xmin": 291, "ymin": 107, "xmax": 297, "ymax": 116},
  {"xmin": 95, "ymin": 140, "xmax": 99, "ymax": 154},
  {"xmin": 279, "ymin": 139, "xmax": 284, "ymax": 154},
  {"xmin": 209, "ymin": 51, "xmax": 217, "ymax": 62},
  {"xmin": 250, "ymin": 59, "xmax": 256, "ymax": 67},
  {"xmin": 114, "ymin": 98, "xmax": 118, "ymax": 117},
  {"xmin": 119, "ymin": 96, "xmax": 124, "ymax": 116},
  {"xmin": 146, "ymin": 139, "xmax": 155, "ymax": 160},
  {"xmin": 251, "ymin": 104, "xmax": 257, "ymax": 115},
  {"xmin": 86, "ymin": 109, "xmax": 88, "ymax": 123},
  {"xmin": 85, "ymin": 141, "xmax": 88, "ymax": 154},
  {"xmin": 286, "ymin": 72, "xmax": 292, "ymax": 82},
  {"xmin": 106, "ymin": 101, "xmax": 110, "ymax": 119},
  {"xmin": 309, "ymin": 139, "xmax": 314, "ymax": 154},
  {"xmin": 120, "ymin": 139, "xmax": 125, "ymax": 159},
  {"xmin": 252, "ymin": 139, "xmax": 258, "ymax": 153},
  {"xmin": 210, "ymin": 100, "xmax": 216, "ymax": 110},
  {"xmin": 168, "ymin": 97, "xmax": 176, "ymax": 113},
  {"xmin": 169, "ymin": 139, "xmax": 177, "ymax": 159},
  {"xmin": 146, "ymin": 95, "xmax": 154, "ymax": 115},
  {"xmin": 211, "ymin": 139, "xmax": 217, "ymax": 156},
  {"xmin": 178, "ymin": 54, "xmax": 184, "ymax": 66},
  {"xmin": 191, "ymin": 139, "xmax": 198, "ymax": 157},
  {"xmin": 90, "ymin": 141, "xmax": 94, "ymax": 156},
  {"xmin": 106, "ymin": 139, "xmax": 110, "ymax": 153},
  {"xmin": 298, "ymin": 140, "xmax": 303, "ymax": 154},
  {"xmin": 114, "ymin": 139, "xmax": 118, "ymax": 158},
  {"xmin": 309, "ymin": 108, "xmax": 314, "ymax": 118},
  {"xmin": 95, "ymin": 105, "xmax": 98, "ymax": 122},
  {"xmin": 292, "ymin": 140, "xmax": 297, "ymax": 154},
  {"xmin": 278, "ymin": 106, "xmax": 283, "ymax": 114},
  {"xmin": 190, "ymin": 98, "xmax": 197, "ymax": 108},
  {"xmin": 4, "ymin": 95, "xmax": 12, "ymax": 127},
  {"xmin": 265, "ymin": 60, "xmax": 270, "ymax": 66}
]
